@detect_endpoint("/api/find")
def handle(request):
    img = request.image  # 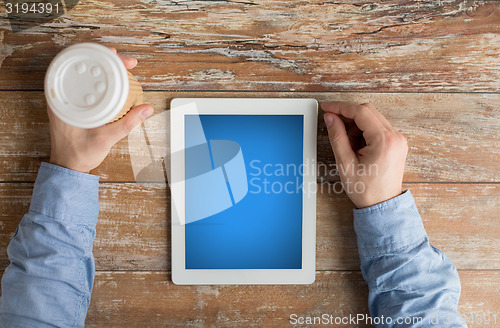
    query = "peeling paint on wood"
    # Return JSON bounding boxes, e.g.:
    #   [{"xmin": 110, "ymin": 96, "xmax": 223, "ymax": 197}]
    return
[
  {"xmin": 0, "ymin": 91, "xmax": 498, "ymax": 182},
  {"xmin": 1, "ymin": 1, "xmax": 499, "ymax": 324},
  {"xmin": 1, "ymin": 1, "xmax": 500, "ymax": 91},
  {"xmin": 0, "ymin": 183, "xmax": 498, "ymax": 272},
  {"xmin": 82, "ymin": 271, "xmax": 500, "ymax": 327}
]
